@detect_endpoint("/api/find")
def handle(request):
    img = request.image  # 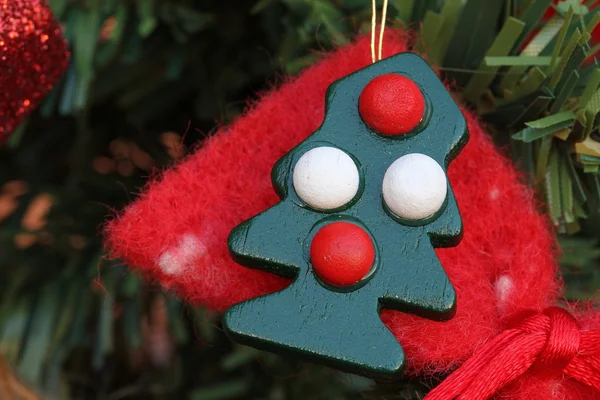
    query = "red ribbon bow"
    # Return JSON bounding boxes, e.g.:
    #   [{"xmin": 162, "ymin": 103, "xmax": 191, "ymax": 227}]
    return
[{"xmin": 426, "ymin": 307, "xmax": 600, "ymax": 400}]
